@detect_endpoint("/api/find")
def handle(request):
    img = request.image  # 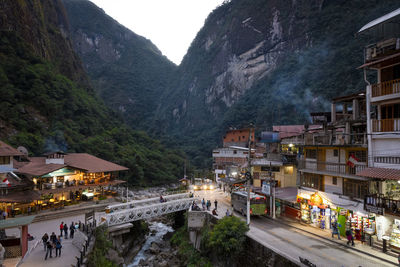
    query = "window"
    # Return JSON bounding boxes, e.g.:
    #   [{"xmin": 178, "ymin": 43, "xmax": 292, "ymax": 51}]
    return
[
  {"xmin": 0, "ymin": 156, "xmax": 10, "ymax": 165},
  {"xmin": 261, "ymin": 166, "xmax": 280, "ymax": 172},
  {"xmin": 306, "ymin": 149, "xmax": 317, "ymax": 159},
  {"xmin": 300, "ymin": 173, "xmax": 323, "ymax": 191},
  {"xmin": 284, "ymin": 166, "xmax": 294, "ymax": 175},
  {"xmin": 333, "ymin": 149, "xmax": 338, "ymax": 157},
  {"xmin": 374, "ymin": 156, "xmax": 400, "ymax": 164},
  {"xmin": 381, "ymin": 104, "xmax": 400, "ymax": 119},
  {"xmin": 343, "ymin": 179, "xmax": 368, "ymax": 199},
  {"xmin": 233, "ymin": 150, "xmax": 237, "ymax": 154},
  {"xmin": 332, "ymin": 177, "xmax": 337, "ymax": 185}
]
